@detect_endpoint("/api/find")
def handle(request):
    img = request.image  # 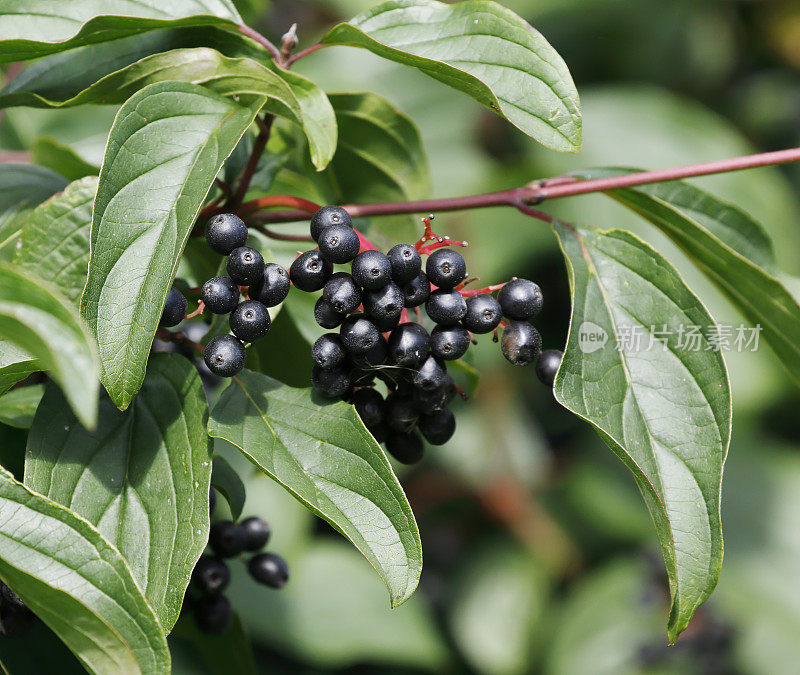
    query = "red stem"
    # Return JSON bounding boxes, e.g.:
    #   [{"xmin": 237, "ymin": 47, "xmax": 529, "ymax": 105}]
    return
[
  {"xmin": 240, "ymin": 195, "xmax": 320, "ymax": 216},
  {"xmin": 237, "ymin": 24, "xmax": 281, "ymax": 61},
  {"xmin": 286, "ymin": 43, "xmax": 324, "ymax": 66},
  {"xmin": 247, "ymin": 147, "xmax": 800, "ymax": 223},
  {"xmin": 231, "ymin": 114, "xmax": 274, "ymax": 206}
]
